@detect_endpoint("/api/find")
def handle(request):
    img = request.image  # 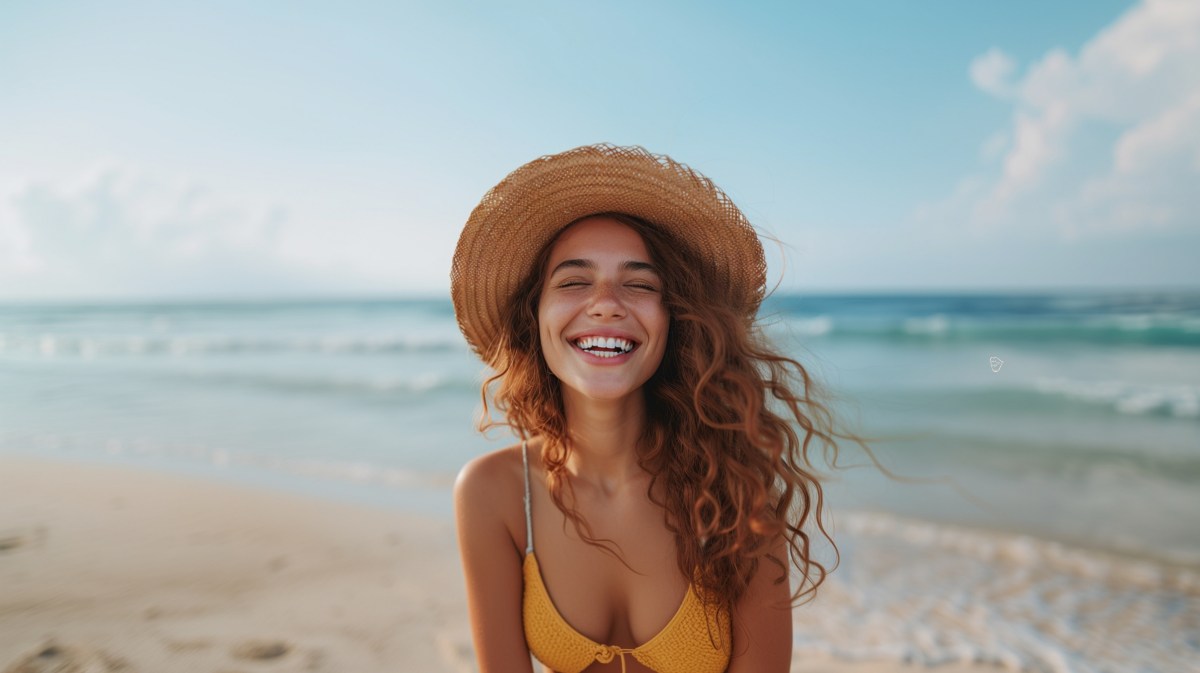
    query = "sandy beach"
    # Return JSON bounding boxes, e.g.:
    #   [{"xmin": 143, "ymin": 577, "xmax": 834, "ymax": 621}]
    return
[
  {"xmin": 0, "ymin": 456, "xmax": 1007, "ymax": 673},
  {"xmin": 0, "ymin": 456, "xmax": 476, "ymax": 672}
]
